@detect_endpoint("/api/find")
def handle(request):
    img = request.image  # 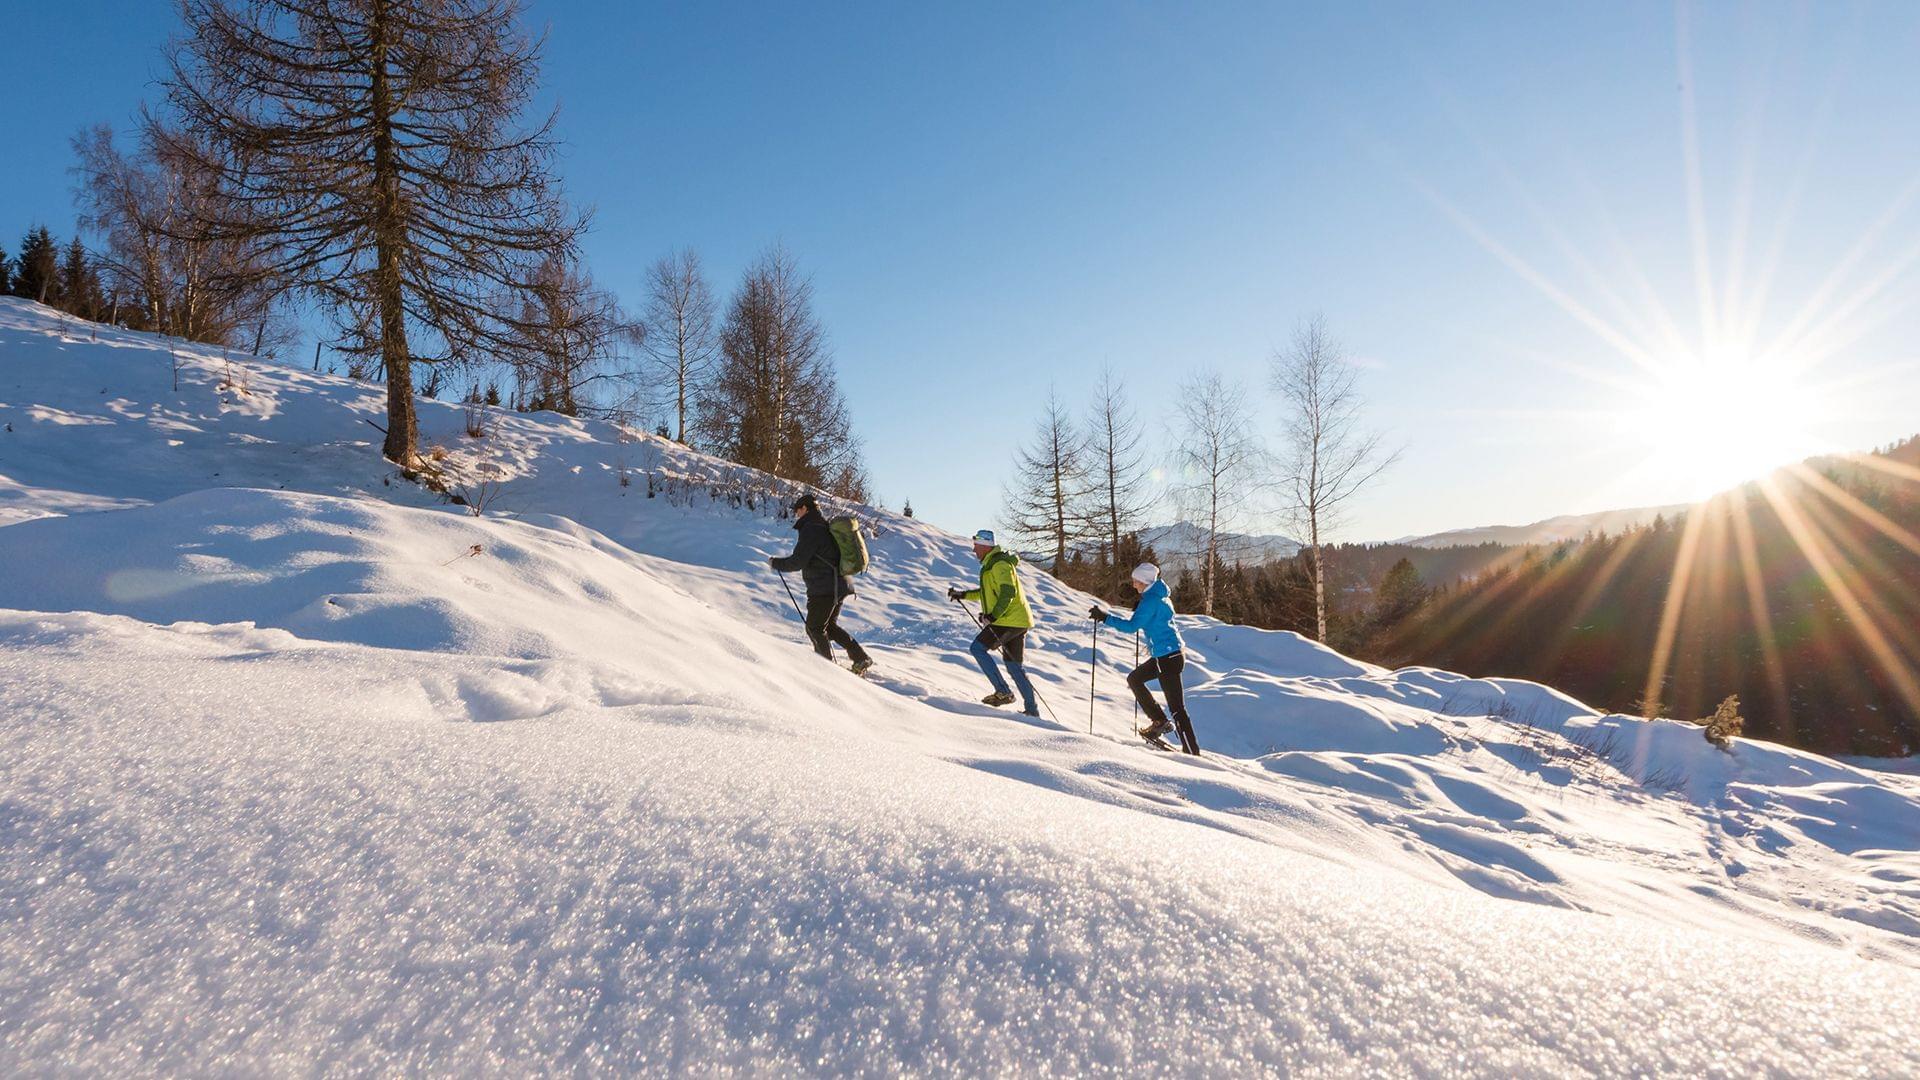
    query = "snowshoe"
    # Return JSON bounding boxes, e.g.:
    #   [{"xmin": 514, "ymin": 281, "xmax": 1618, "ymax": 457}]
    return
[
  {"xmin": 850, "ymin": 657, "xmax": 875, "ymax": 676},
  {"xmin": 981, "ymin": 690, "xmax": 1016, "ymax": 707},
  {"xmin": 1138, "ymin": 719, "xmax": 1176, "ymax": 752}
]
